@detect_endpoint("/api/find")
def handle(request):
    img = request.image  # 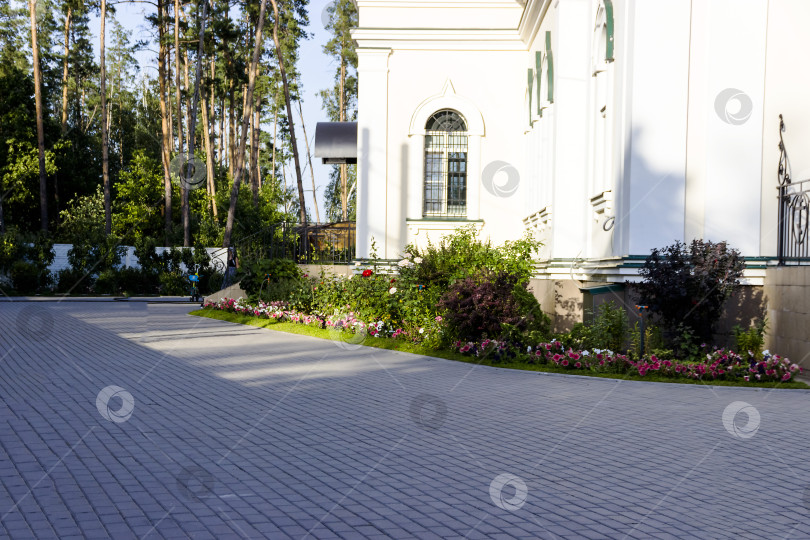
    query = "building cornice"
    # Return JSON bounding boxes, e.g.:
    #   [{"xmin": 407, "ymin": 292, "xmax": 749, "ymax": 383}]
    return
[{"xmin": 351, "ymin": 28, "xmax": 526, "ymax": 51}]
